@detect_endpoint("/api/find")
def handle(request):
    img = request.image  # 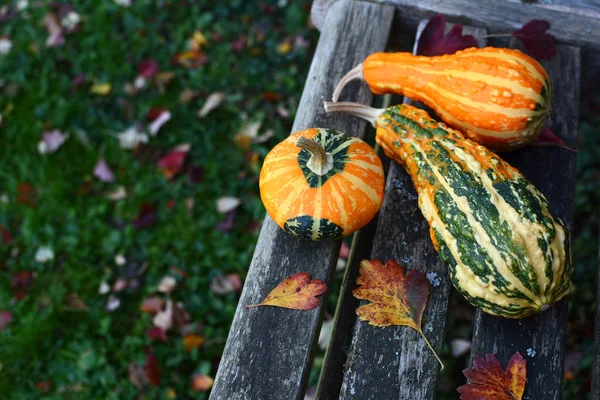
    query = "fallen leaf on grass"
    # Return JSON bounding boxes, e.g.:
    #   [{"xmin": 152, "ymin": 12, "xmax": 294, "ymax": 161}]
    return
[
  {"xmin": 0, "ymin": 37, "xmax": 12, "ymax": 55},
  {"xmin": 17, "ymin": 182, "xmax": 36, "ymax": 207},
  {"xmin": 148, "ymin": 110, "xmax": 171, "ymax": 136},
  {"xmin": 10, "ymin": 270, "xmax": 35, "ymax": 300},
  {"xmin": 0, "ymin": 310, "xmax": 13, "ymax": 332},
  {"xmin": 140, "ymin": 296, "xmax": 164, "ymax": 314},
  {"xmin": 512, "ymin": 20, "xmax": 556, "ymax": 60},
  {"xmin": 183, "ymin": 334, "xmax": 205, "ymax": 352},
  {"xmin": 216, "ymin": 210, "xmax": 237, "ymax": 232},
  {"xmin": 531, "ymin": 127, "xmax": 576, "ymax": 152},
  {"xmin": 457, "ymin": 352, "xmax": 526, "ymax": 400},
  {"xmin": 191, "ymin": 374, "xmax": 214, "ymax": 392},
  {"xmin": 190, "ymin": 31, "xmax": 208, "ymax": 50},
  {"xmin": 147, "ymin": 327, "xmax": 168, "ymax": 342},
  {"xmin": 153, "ymin": 300, "xmax": 173, "ymax": 331},
  {"xmin": 210, "ymin": 273, "xmax": 242, "ymax": 295},
  {"xmin": 36, "ymin": 380, "xmax": 52, "ymax": 394},
  {"xmin": 38, "ymin": 129, "xmax": 69, "ymax": 154},
  {"xmin": 216, "ymin": 196, "xmax": 240, "ymax": 214},
  {"xmin": 157, "ymin": 144, "xmax": 190, "ymax": 180},
  {"xmin": 90, "ymin": 83, "xmax": 112, "ymax": 95},
  {"xmin": 106, "ymin": 295, "xmax": 121, "ymax": 312},
  {"xmin": 128, "ymin": 362, "xmax": 149, "ymax": 390},
  {"xmin": 117, "ymin": 125, "xmax": 148, "ymax": 149},
  {"xmin": 245, "ymin": 272, "xmax": 327, "ymax": 310},
  {"xmin": 197, "ymin": 92, "xmax": 225, "ymax": 118},
  {"xmin": 187, "ymin": 165, "xmax": 204, "ymax": 183},
  {"xmin": 234, "ymin": 121, "xmax": 262, "ymax": 150},
  {"xmin": 65, "ymin": 292, "xmax": 88, "ymax": 311},
  {"xmin": 417, "ymin": 15, "xmax": 477, "ymax": 56},
  {"xmin": 35, "ymin": 246, "xmax": 54, "ymax": 263},
  {"xmin": 138, "ymin": 60, "xmax": 160, "ymax": 78},
  {"xmin": 132, "ymin": 203, "xmax": 157, "ymax": 229},
  {"xmin": 157, "ymin": 276, "xmax": 177, "ymax": 293},
  {"xmin": 93, "ymin": 159, "xmax": 115, "ymax": 182},
  {"xmin": 0, "ymin": 224, "xmax": 12, "ymax": 244},
  {"xmin": 146, "ymin": 351, "xmax": 161, "ymax": 387},
  {"xmin": 353, "ymin": 259, "xmax": 443, "ymax": 369},
  {"xmin": 173, "ymin": 49, "xmax": 208, "ymax": 69}
]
